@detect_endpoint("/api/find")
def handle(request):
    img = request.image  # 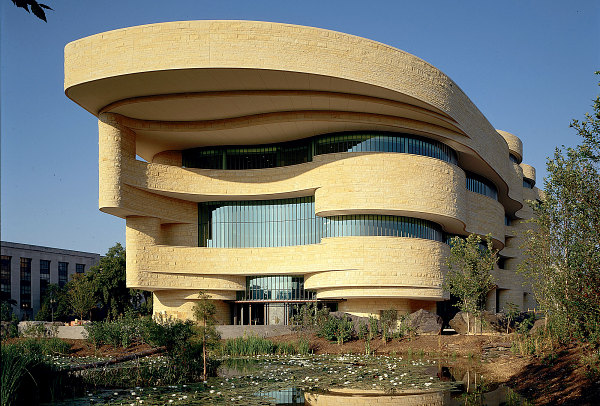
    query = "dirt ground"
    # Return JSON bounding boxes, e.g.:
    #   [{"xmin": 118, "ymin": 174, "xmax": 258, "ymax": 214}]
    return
[{"xmin": 3, "ymin": 337, "xmax": 155, "ymax": 358}]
